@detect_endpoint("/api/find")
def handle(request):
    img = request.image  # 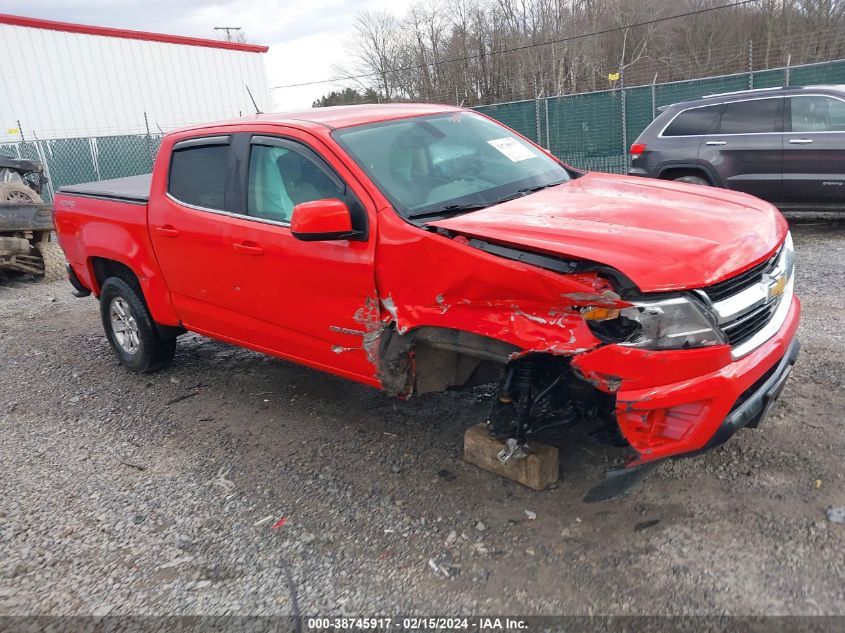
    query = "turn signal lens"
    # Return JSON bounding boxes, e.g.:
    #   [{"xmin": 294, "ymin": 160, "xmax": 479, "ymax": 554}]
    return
[{"xmin": 581, "ymin": 307, "xmax": 621, "ymax": 321}]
